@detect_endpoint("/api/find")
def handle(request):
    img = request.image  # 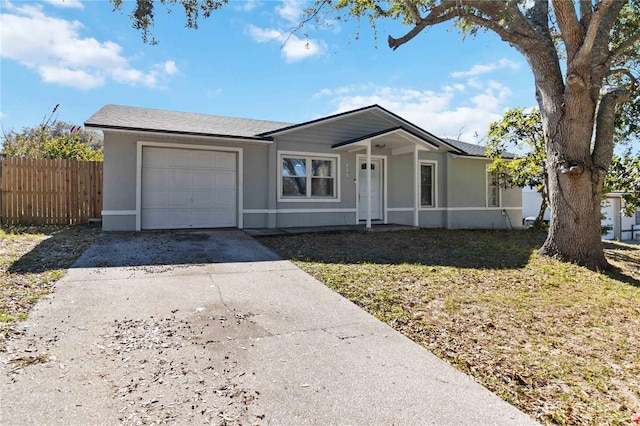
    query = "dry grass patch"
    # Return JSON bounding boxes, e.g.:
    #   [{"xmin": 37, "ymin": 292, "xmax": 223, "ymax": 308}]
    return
[
  {"xmin": 0, "ymin": 225, "xmax": 101, "ymax": 349},
  {"xmin": 258, "ymin": 229, "xmax": 640, "ymax": 425}
]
